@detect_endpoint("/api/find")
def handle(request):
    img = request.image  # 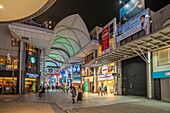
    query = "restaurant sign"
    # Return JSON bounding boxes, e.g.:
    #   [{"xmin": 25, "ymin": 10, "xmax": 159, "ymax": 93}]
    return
[{"xmin": 98, "ymin": 74, "xmax": 113, "ymax": 81}]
